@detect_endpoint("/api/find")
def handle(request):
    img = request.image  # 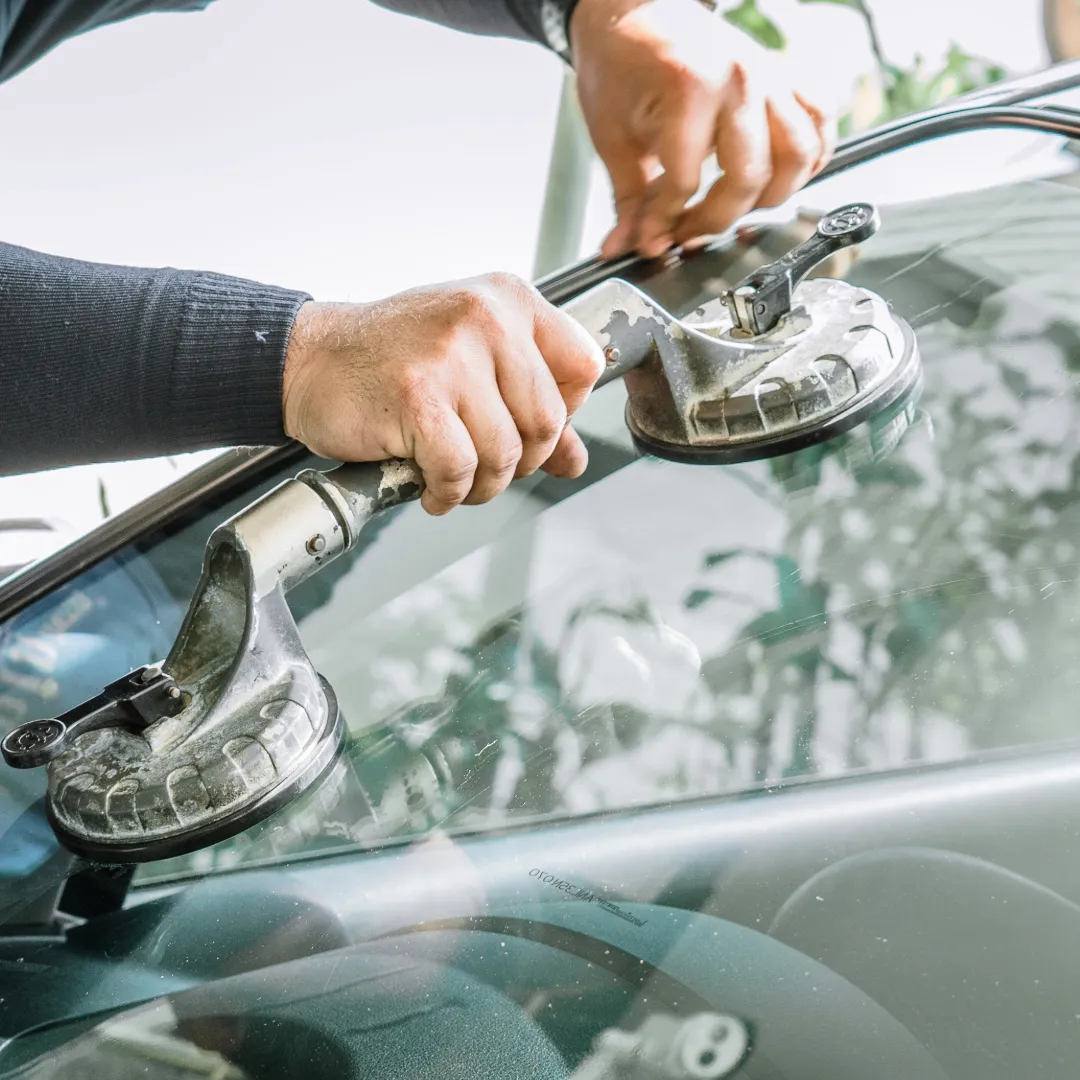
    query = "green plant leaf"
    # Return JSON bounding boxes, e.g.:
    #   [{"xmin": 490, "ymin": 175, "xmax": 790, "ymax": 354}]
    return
[
  {"xmin": 723, "ymin": 0, "xmax": 786, "ymax": 50},
  {"xmin": 875, "ymin": 44, "xmax": 1008, "ymax": 126}
]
